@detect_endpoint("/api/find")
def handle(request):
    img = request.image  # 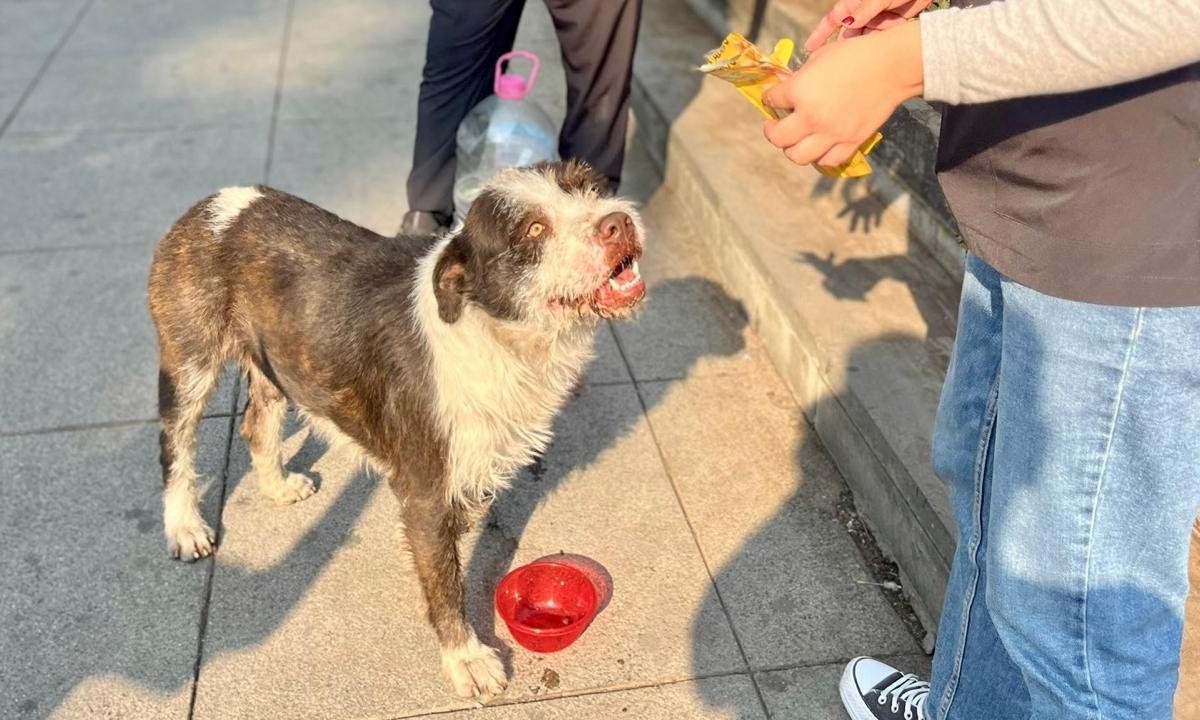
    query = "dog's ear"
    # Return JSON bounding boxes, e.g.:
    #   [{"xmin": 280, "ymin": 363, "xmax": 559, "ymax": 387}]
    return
[{"xmin": 433, "ymin": 237, "xmax": 471, "ymax": 323}]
